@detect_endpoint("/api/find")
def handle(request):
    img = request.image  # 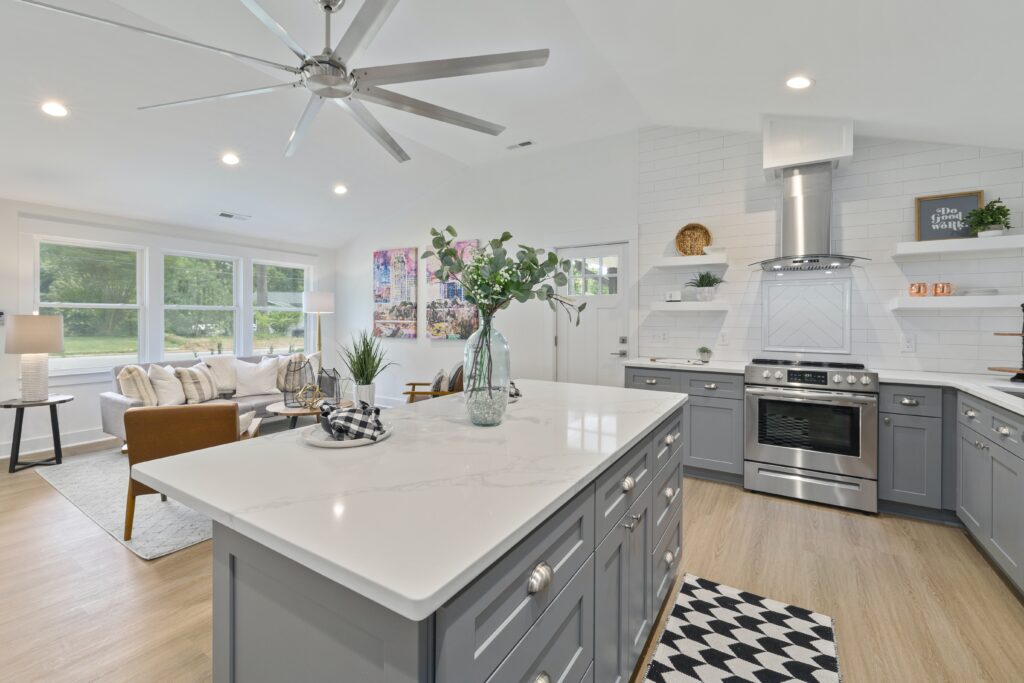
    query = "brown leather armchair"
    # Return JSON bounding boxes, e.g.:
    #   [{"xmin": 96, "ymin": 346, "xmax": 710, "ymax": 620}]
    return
[{"xmin": 122, "ymin": 404, "xmax": 239, "ymax": 541}]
